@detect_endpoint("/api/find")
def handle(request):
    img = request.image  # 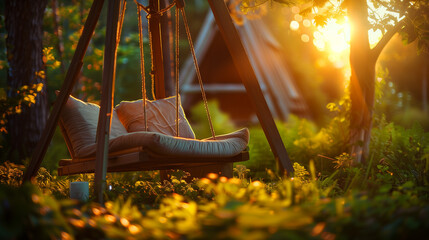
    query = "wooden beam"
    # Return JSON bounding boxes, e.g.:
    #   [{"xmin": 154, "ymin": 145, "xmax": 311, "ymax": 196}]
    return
[
  {"xmin": 94, "ymin": 0, "xmax": 121, "ymax": 203},
  {"xmin": 160, "ymin": 0, "xmax": 173, "ymax": 96},
  {"xmin": 23, "ymin": 0, "xmax": 105, "ymax": 182},
  {"xmin": 207, "ymin": 0, "xmax": 294, "ymax": 174},
  {"xmin": 149, "ymin": 0, "xmax": 166, "ymax": 99},
  {"xmin": 58, "ymin": 151, "xmax": 249, "ymax": 176},
  {"xmin": 182, "ymin": 84, "xmax": 247, "ymax": 93}
]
